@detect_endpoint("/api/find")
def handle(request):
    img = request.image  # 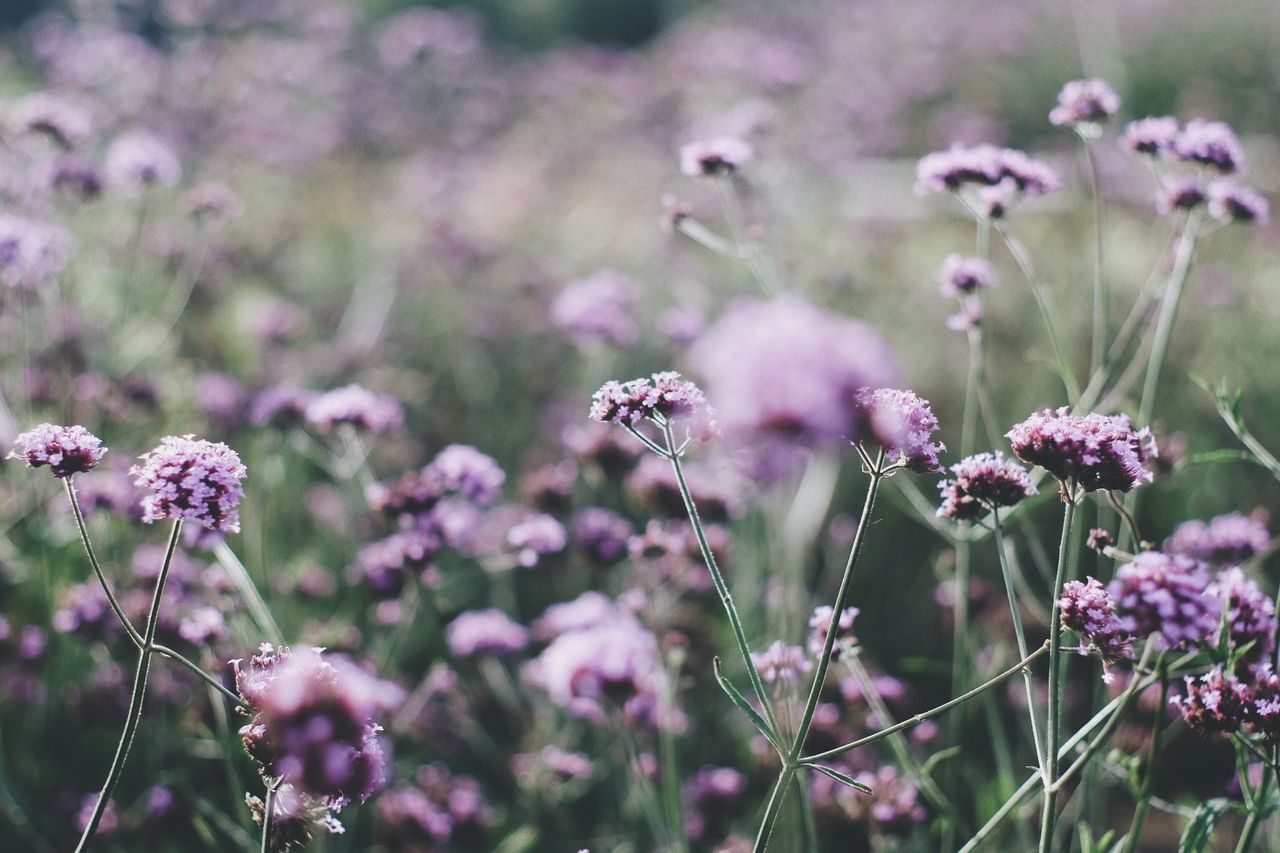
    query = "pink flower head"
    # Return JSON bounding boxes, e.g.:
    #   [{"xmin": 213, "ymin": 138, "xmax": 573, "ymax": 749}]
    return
[
  {"xmin": 1176, "ymin": 119, "xmax": 1246, "ymax": 175},
  {"xmin": 1049, "ymin": 79, "xmax": 1120, "ymax": 129},
  {"xmin": 1172, "ymin": 666, "xmax": 1250, "ymax": 737},
  {"xmin": 1208, "ymin": 181, "xmax": 1269, "ymax": 225},
  {"xmin": 915, "ymin": 144, "xmax": 1060, "ymax": 199},
  {"xmin": 590, "ymin": 371, "xmax": 712, "ymax": 429},
  {"xmin": 445, "ymin": 609, "xmax": 530, "ymax": 657},
  {"xmin": 132, "ymin": 435, "xmax": 246, "ymax": 533},
  {"xmin": 1155, "ymin": 176, "xmax": 1207, "ymax": 216},
  {"xmin": 1108, "ymin": 551, "xmax": 1217, "ymax": 651},
  {"xmin": 306, "ymin": 385, "xmax": 404, "ymax": 434},
  {"xmin": 938, "ymin": 255, "xmax": 996, "ymax": 297},
  {"xmin": 936, "ymin": 452, "xmax": 1036, "ymax": 521},
  {"xmin": 105, "ymin": 130, "xmax": 181, "ymax": 193},
  {"xmin": 551, "ymin": 269, "xmax": 639, "ymax": 347},
  {"xmin": 1059, "ymin": 577, "xmax": 1134, "ymax": 670},
  {"xmin": 9, "ymin": 423, "xmax": 105, "ymax": 478},
  {"xmin": 857, "ymin": 388, "xmax": 945, "ymax": 473},
  {"xmin": 1122, "ymin": 116, "xmax": 1180, "ymax": 158},
  {"xmin": 1006, "ymin": 407, "xmax": 1156, "ymax": 492},
  {"xmin": 679, "ymin": 136, "xmax": 753, "ymax": 176}
]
